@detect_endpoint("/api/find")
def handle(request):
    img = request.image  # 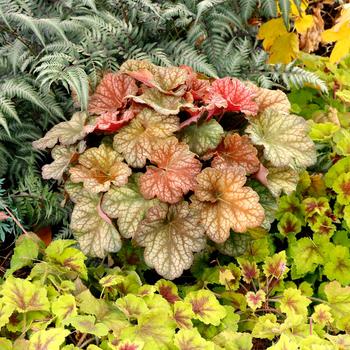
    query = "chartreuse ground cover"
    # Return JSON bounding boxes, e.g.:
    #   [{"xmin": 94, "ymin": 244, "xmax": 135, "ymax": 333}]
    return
[{"xmin": 2, "ymin": 233, "xmax": 350, "ymax": 349}]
